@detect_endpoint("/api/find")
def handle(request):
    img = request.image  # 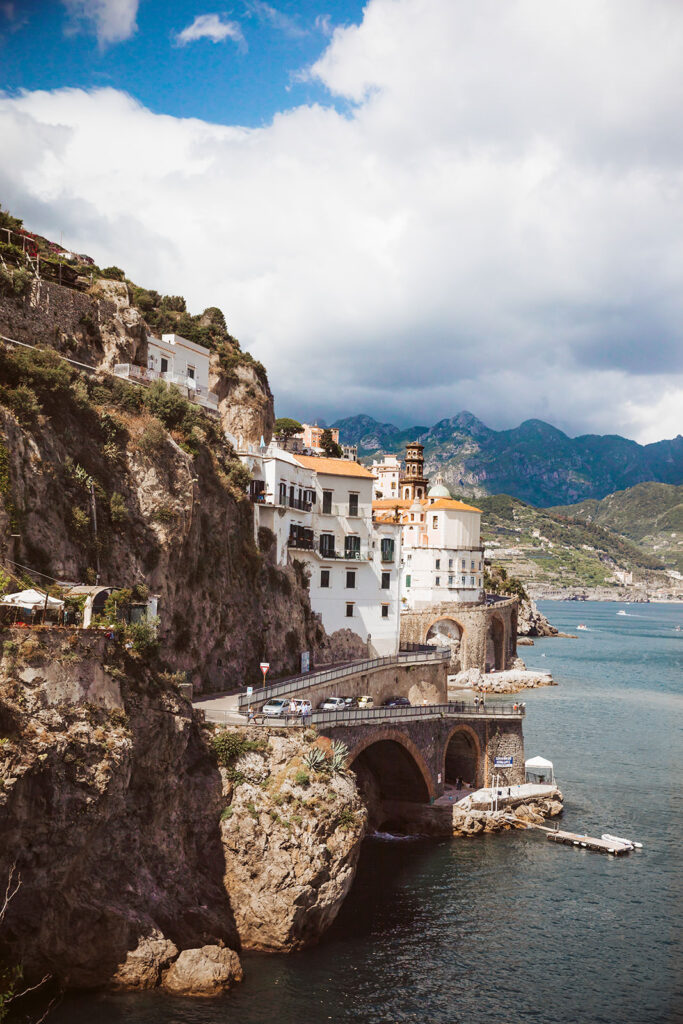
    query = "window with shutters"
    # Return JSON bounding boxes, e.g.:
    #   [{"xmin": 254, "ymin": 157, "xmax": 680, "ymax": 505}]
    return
[
  {"xmin": 320, "ymin": 533, "xmax": 335, "ymax": 558},
  {"xmin": 346, "ymin": 603, "xmax": 354, "ymax": 618},
  {"xmin": 320, "ymin": 570, "xmax": 330, "ymax": 588},
  {"xmin": 348, "ymin": 492, "xmax": 359, "ymax": 516},
  {"xmin": 381, "ymin": 604, "xmax": 389, "ymax": 618},
  {"xmin": 381, "ymin": 537, "xmax": 395, "ymax": 562},
  {"xmin": 322, "ymin": 490, "xmax": 333, "ymax": 514},
  {"xmin": 346, "ymin": 570, "xmax": 356, "ymax": 589},
  {"xmin": 381, "ymin": 572, "xmax": 390, "ymax": 589},
  {"xmin": 345, "ymin": 535, "xmax": 361, "ymax": 559}
]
